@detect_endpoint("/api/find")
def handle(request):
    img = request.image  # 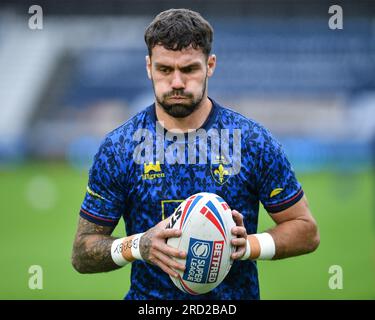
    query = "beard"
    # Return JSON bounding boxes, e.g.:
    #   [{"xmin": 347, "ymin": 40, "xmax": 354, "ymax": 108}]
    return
[{"xmin": 154, "ymin": 79, "xmax": 207, "ymax": 118}]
